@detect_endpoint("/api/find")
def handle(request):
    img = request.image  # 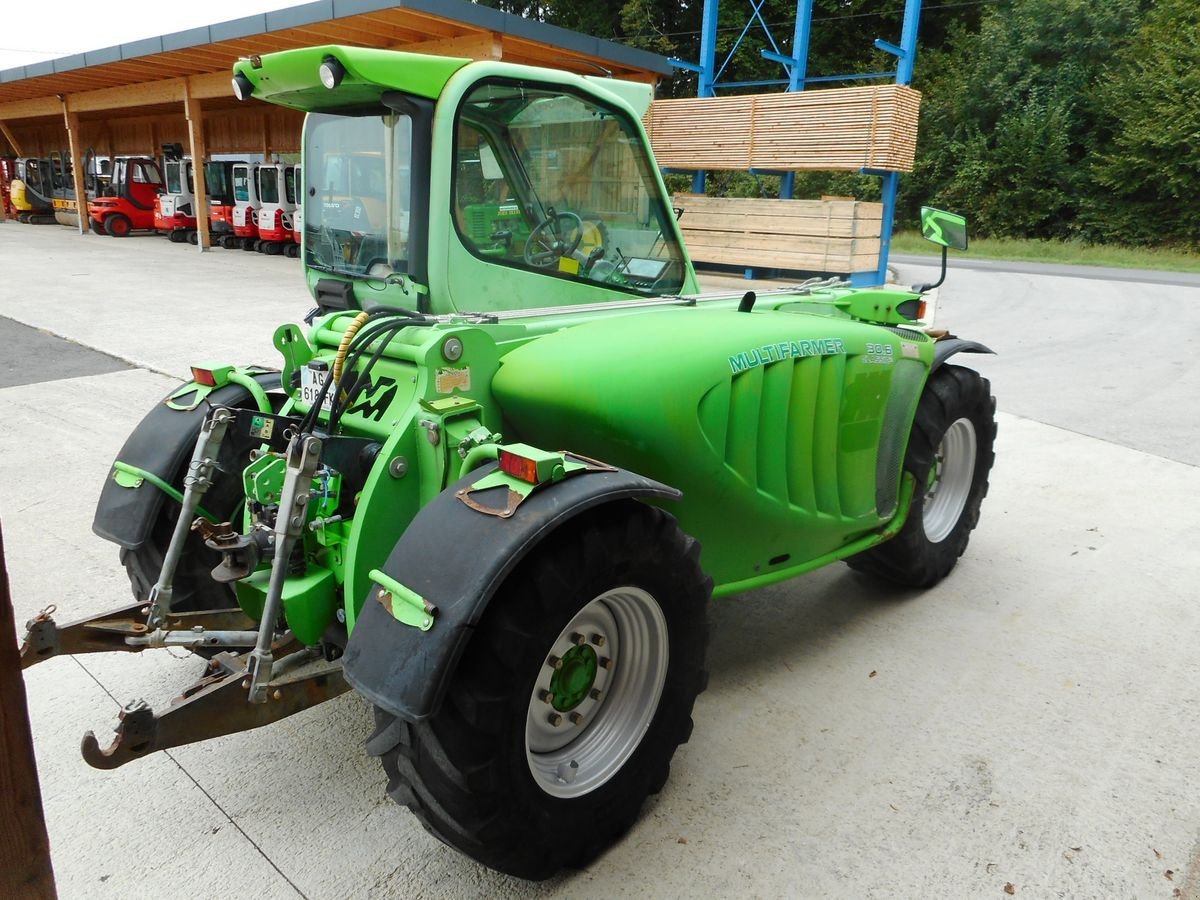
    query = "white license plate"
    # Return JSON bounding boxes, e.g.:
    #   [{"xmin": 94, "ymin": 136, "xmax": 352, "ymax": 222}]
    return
[{"xmin": 300, "ymin": 365, "xmax": 333, "ymax": 411}]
